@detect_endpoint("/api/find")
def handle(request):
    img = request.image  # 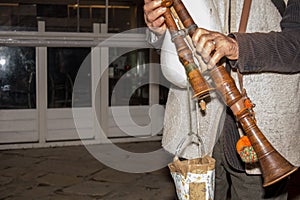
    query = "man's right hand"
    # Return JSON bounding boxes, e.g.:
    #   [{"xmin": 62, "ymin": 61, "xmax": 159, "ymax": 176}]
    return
[{"xmin": 144, "ymin": 0, "xmax": 167, "ymax": 36}]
